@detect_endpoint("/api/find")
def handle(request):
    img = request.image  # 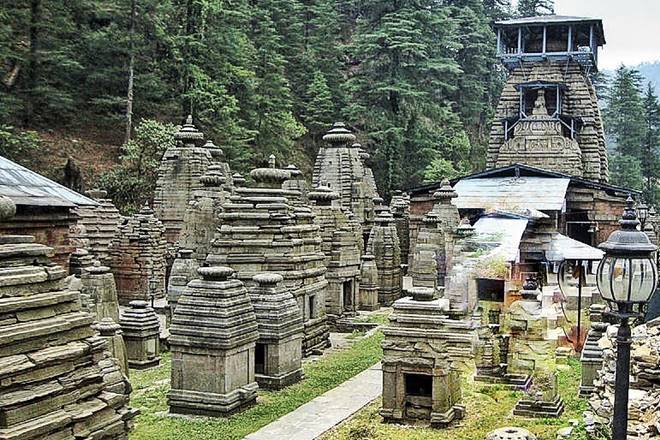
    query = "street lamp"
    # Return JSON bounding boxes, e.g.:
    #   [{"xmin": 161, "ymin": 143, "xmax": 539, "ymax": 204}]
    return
[
  {"xmin": 596, "ymin": 195, "xmax": 658, "ymax": 440},
  {"xmin": 636, "ymin": 201, "xmax": 649, "ymax": 229}
]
